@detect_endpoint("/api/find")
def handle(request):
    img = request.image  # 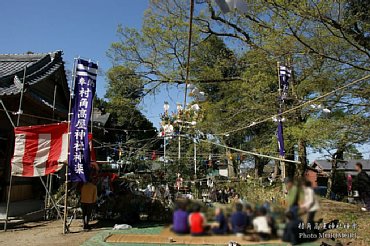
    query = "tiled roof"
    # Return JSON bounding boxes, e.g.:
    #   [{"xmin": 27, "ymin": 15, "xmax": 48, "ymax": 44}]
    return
[
  {"xmin": 313, "ymin": 159, "xmax": 370, "ymax": 171},
  {"xmin": 93, "ymin": 113, "xmax": 111, "ymax": 126},
  {"xmin": 28, "ymin": 90, "xmax": 68, "ymax": 113},
  {"xmin": 0, "ymin": 51, "xmax": 66, "ymax": 96}
]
